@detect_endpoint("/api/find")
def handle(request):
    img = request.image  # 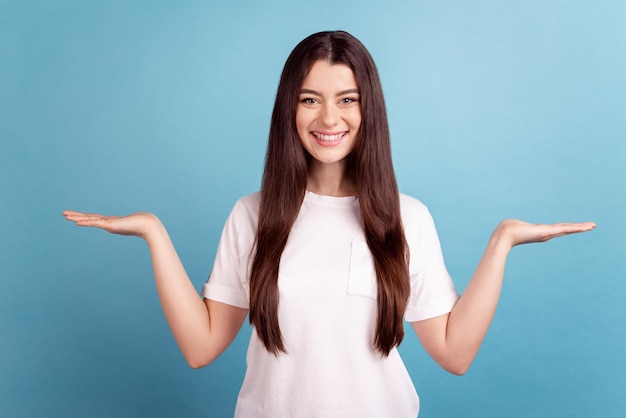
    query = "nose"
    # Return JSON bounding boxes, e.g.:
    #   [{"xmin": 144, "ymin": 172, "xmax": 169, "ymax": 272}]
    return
[{"xmin": 321, "ymin": 102, "xmax": 339, "ymax": 127}]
